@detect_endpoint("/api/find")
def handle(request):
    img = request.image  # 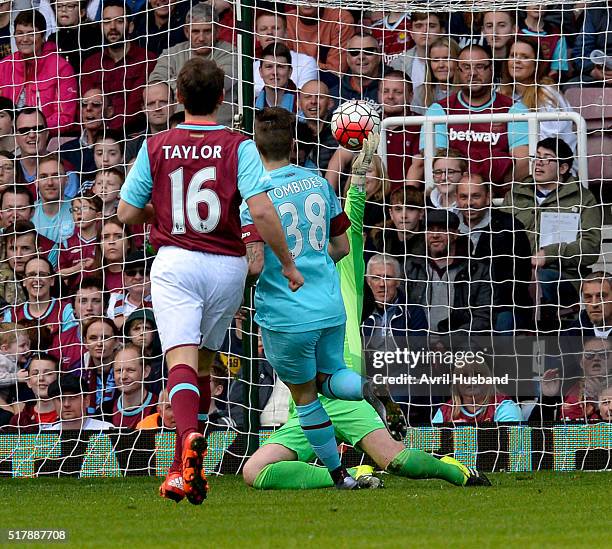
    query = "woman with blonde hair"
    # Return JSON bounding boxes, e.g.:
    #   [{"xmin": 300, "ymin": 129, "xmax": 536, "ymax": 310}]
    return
[
  {"xmin": 344, "ymin": 154, "xmax": 390, "ymax": 229},
  {"xmin": 433, "ymin": 359, "xmax": 522, "ymax": 424},
  {"xmin": 412, "ymin": 37, "xmax": 461, "ymax": 114},
  {"xmin": 500, "ymin": 36, "xmax": 576, "ymax": 153}
]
